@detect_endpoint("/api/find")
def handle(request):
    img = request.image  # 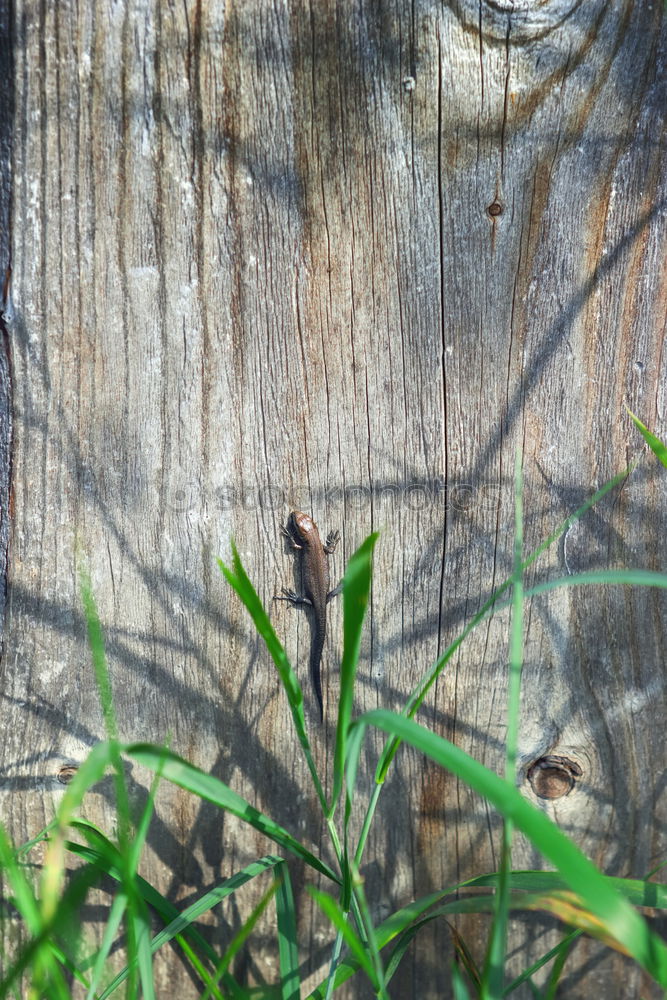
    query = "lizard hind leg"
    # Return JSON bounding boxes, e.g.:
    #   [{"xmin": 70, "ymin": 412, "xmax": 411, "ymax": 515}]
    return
[{"xmin": 273, "ymin": 587, "xmax": 313, "ymax": 606}]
